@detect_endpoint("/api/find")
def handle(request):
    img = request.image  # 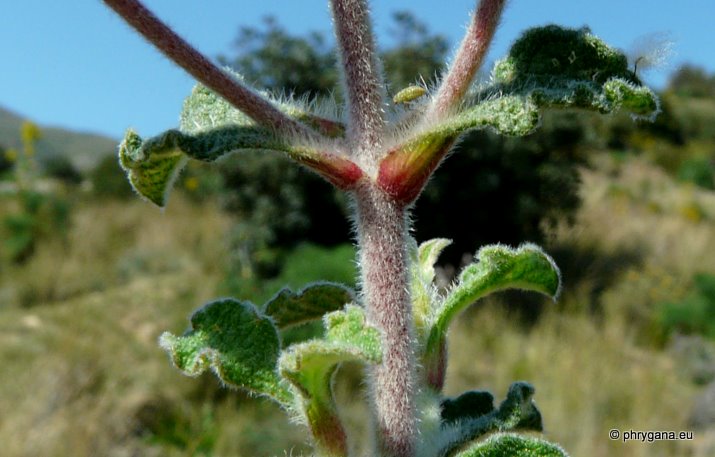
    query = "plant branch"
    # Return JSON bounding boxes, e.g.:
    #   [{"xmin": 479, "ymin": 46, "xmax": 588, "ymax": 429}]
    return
[
  {"xmin": 427, "ymin": 0, "xmax": 507, "ymax": 120},
  {"xmin": 330, "ymin": 0, "xmax": 385, "ymax": 161},
  {"xmin": 355, "ymin": 184, "xmax": 416, "ymax": 457},
  {"xmin": 104, "ymin": 0, "xmax": 313, "ymax": 138}
]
